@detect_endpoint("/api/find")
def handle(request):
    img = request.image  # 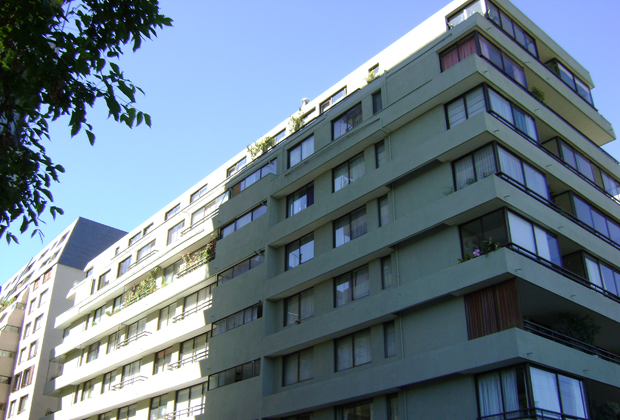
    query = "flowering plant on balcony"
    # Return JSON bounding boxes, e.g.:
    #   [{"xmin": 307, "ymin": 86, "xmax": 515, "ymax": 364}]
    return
[
  {"xmin": 458, "ymin": 238, "xmax": 501, "ymax": 263},
  {"xmin": 0, "ymin": 297, "xmax": 16, "ymax": 313},
  {"xmin": 123, "ymin": 266, "xmax": 160, "ymax": 308},
  {"xmin": 177, "ymin": 236, "xmax": 218, "ymax": 278}
]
